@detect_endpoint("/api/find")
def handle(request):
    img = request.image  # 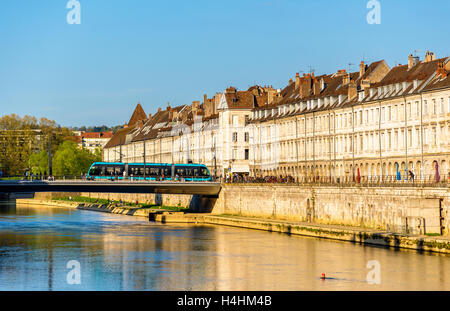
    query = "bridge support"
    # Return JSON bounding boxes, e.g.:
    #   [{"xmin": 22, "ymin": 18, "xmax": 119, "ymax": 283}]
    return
[
  {"xmin": 189, "ymin": 195, "xmax": 218, "ymax": 213},
  {"xmin": 0, "ymin": 193, "xmax": 17, "ymax": 210}
]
